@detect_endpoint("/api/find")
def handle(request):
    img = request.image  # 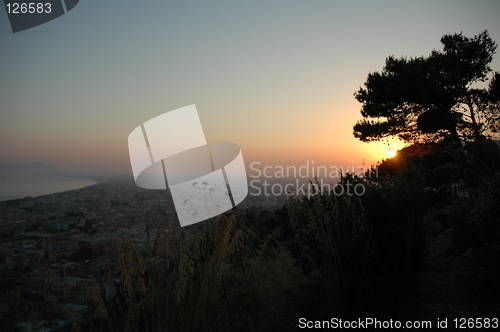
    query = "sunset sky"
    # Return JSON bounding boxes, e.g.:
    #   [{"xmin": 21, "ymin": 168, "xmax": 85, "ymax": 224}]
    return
[{"xmin": 1, "ymin": 1, "xmax": 499, "ymax": 177}]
